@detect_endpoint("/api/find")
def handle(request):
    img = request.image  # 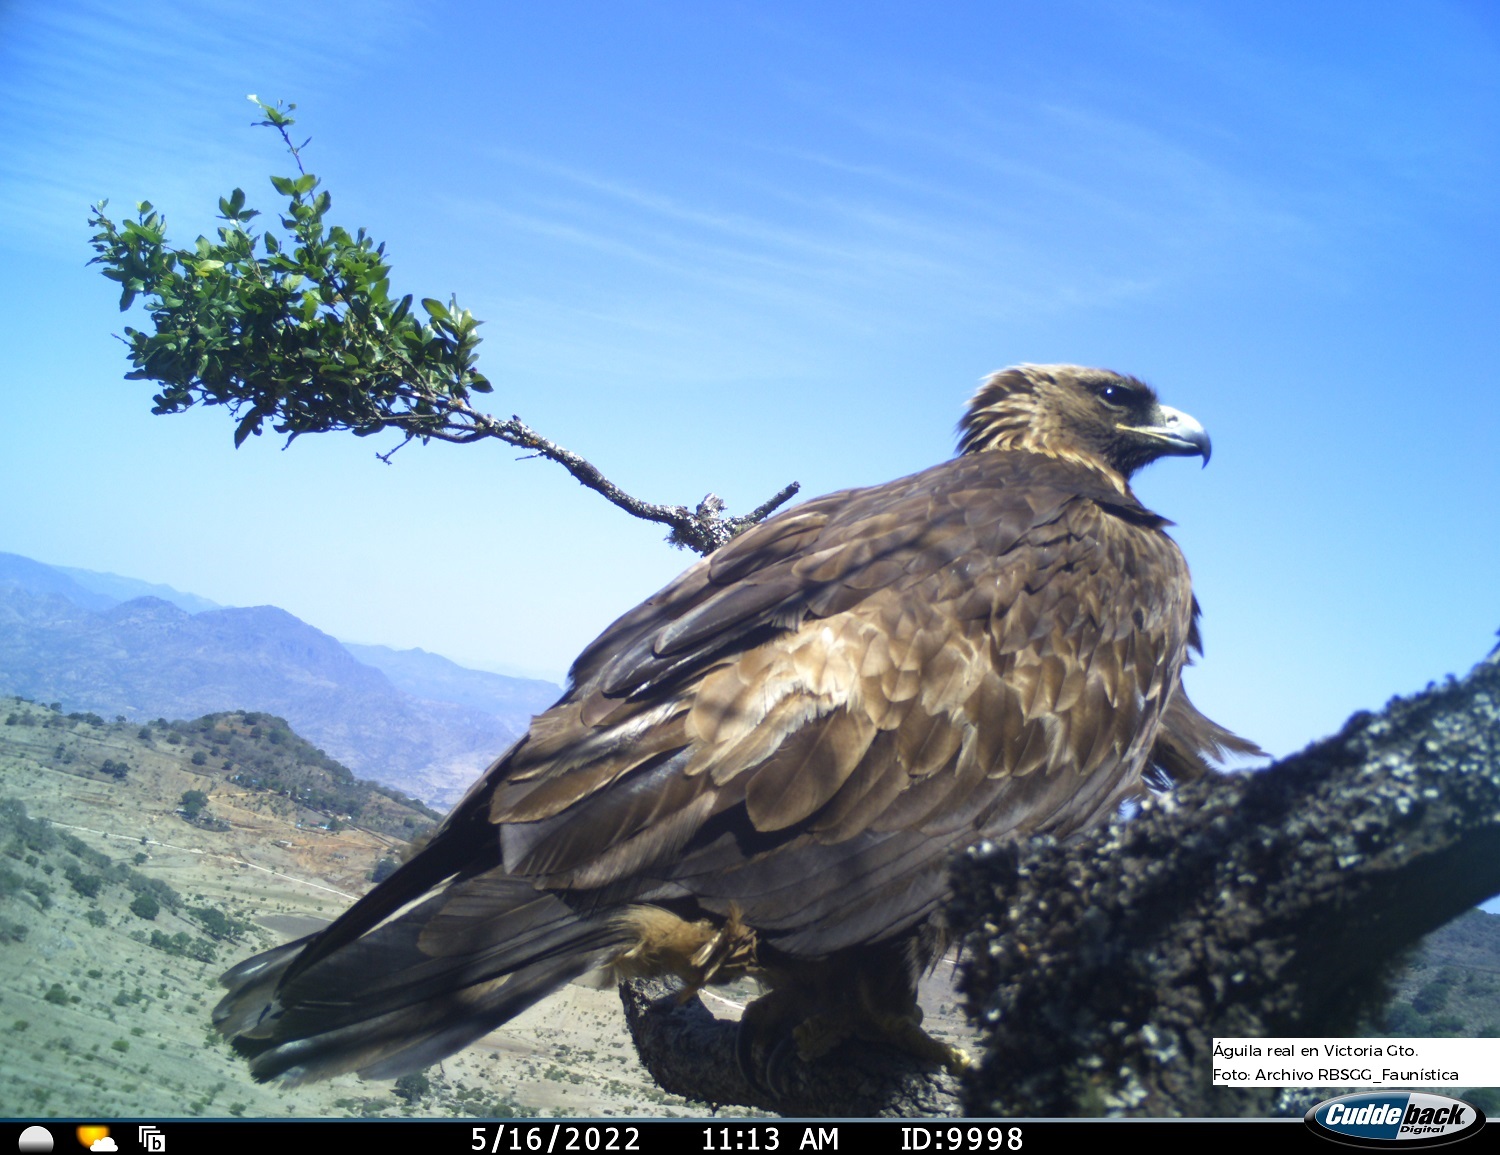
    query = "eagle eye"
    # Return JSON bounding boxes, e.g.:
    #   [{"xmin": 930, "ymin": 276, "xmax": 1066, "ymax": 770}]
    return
[{"xmin": 1096, "ymin": 382, "xmax": 1132, "ymax": 407}]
